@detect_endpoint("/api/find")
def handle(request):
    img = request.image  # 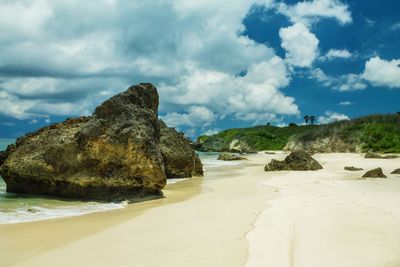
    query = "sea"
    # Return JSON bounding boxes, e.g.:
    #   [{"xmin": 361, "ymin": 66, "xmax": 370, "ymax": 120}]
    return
[{"xmin": 0, "ymin": 139, "xmax": 241, "ymax": 224}]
